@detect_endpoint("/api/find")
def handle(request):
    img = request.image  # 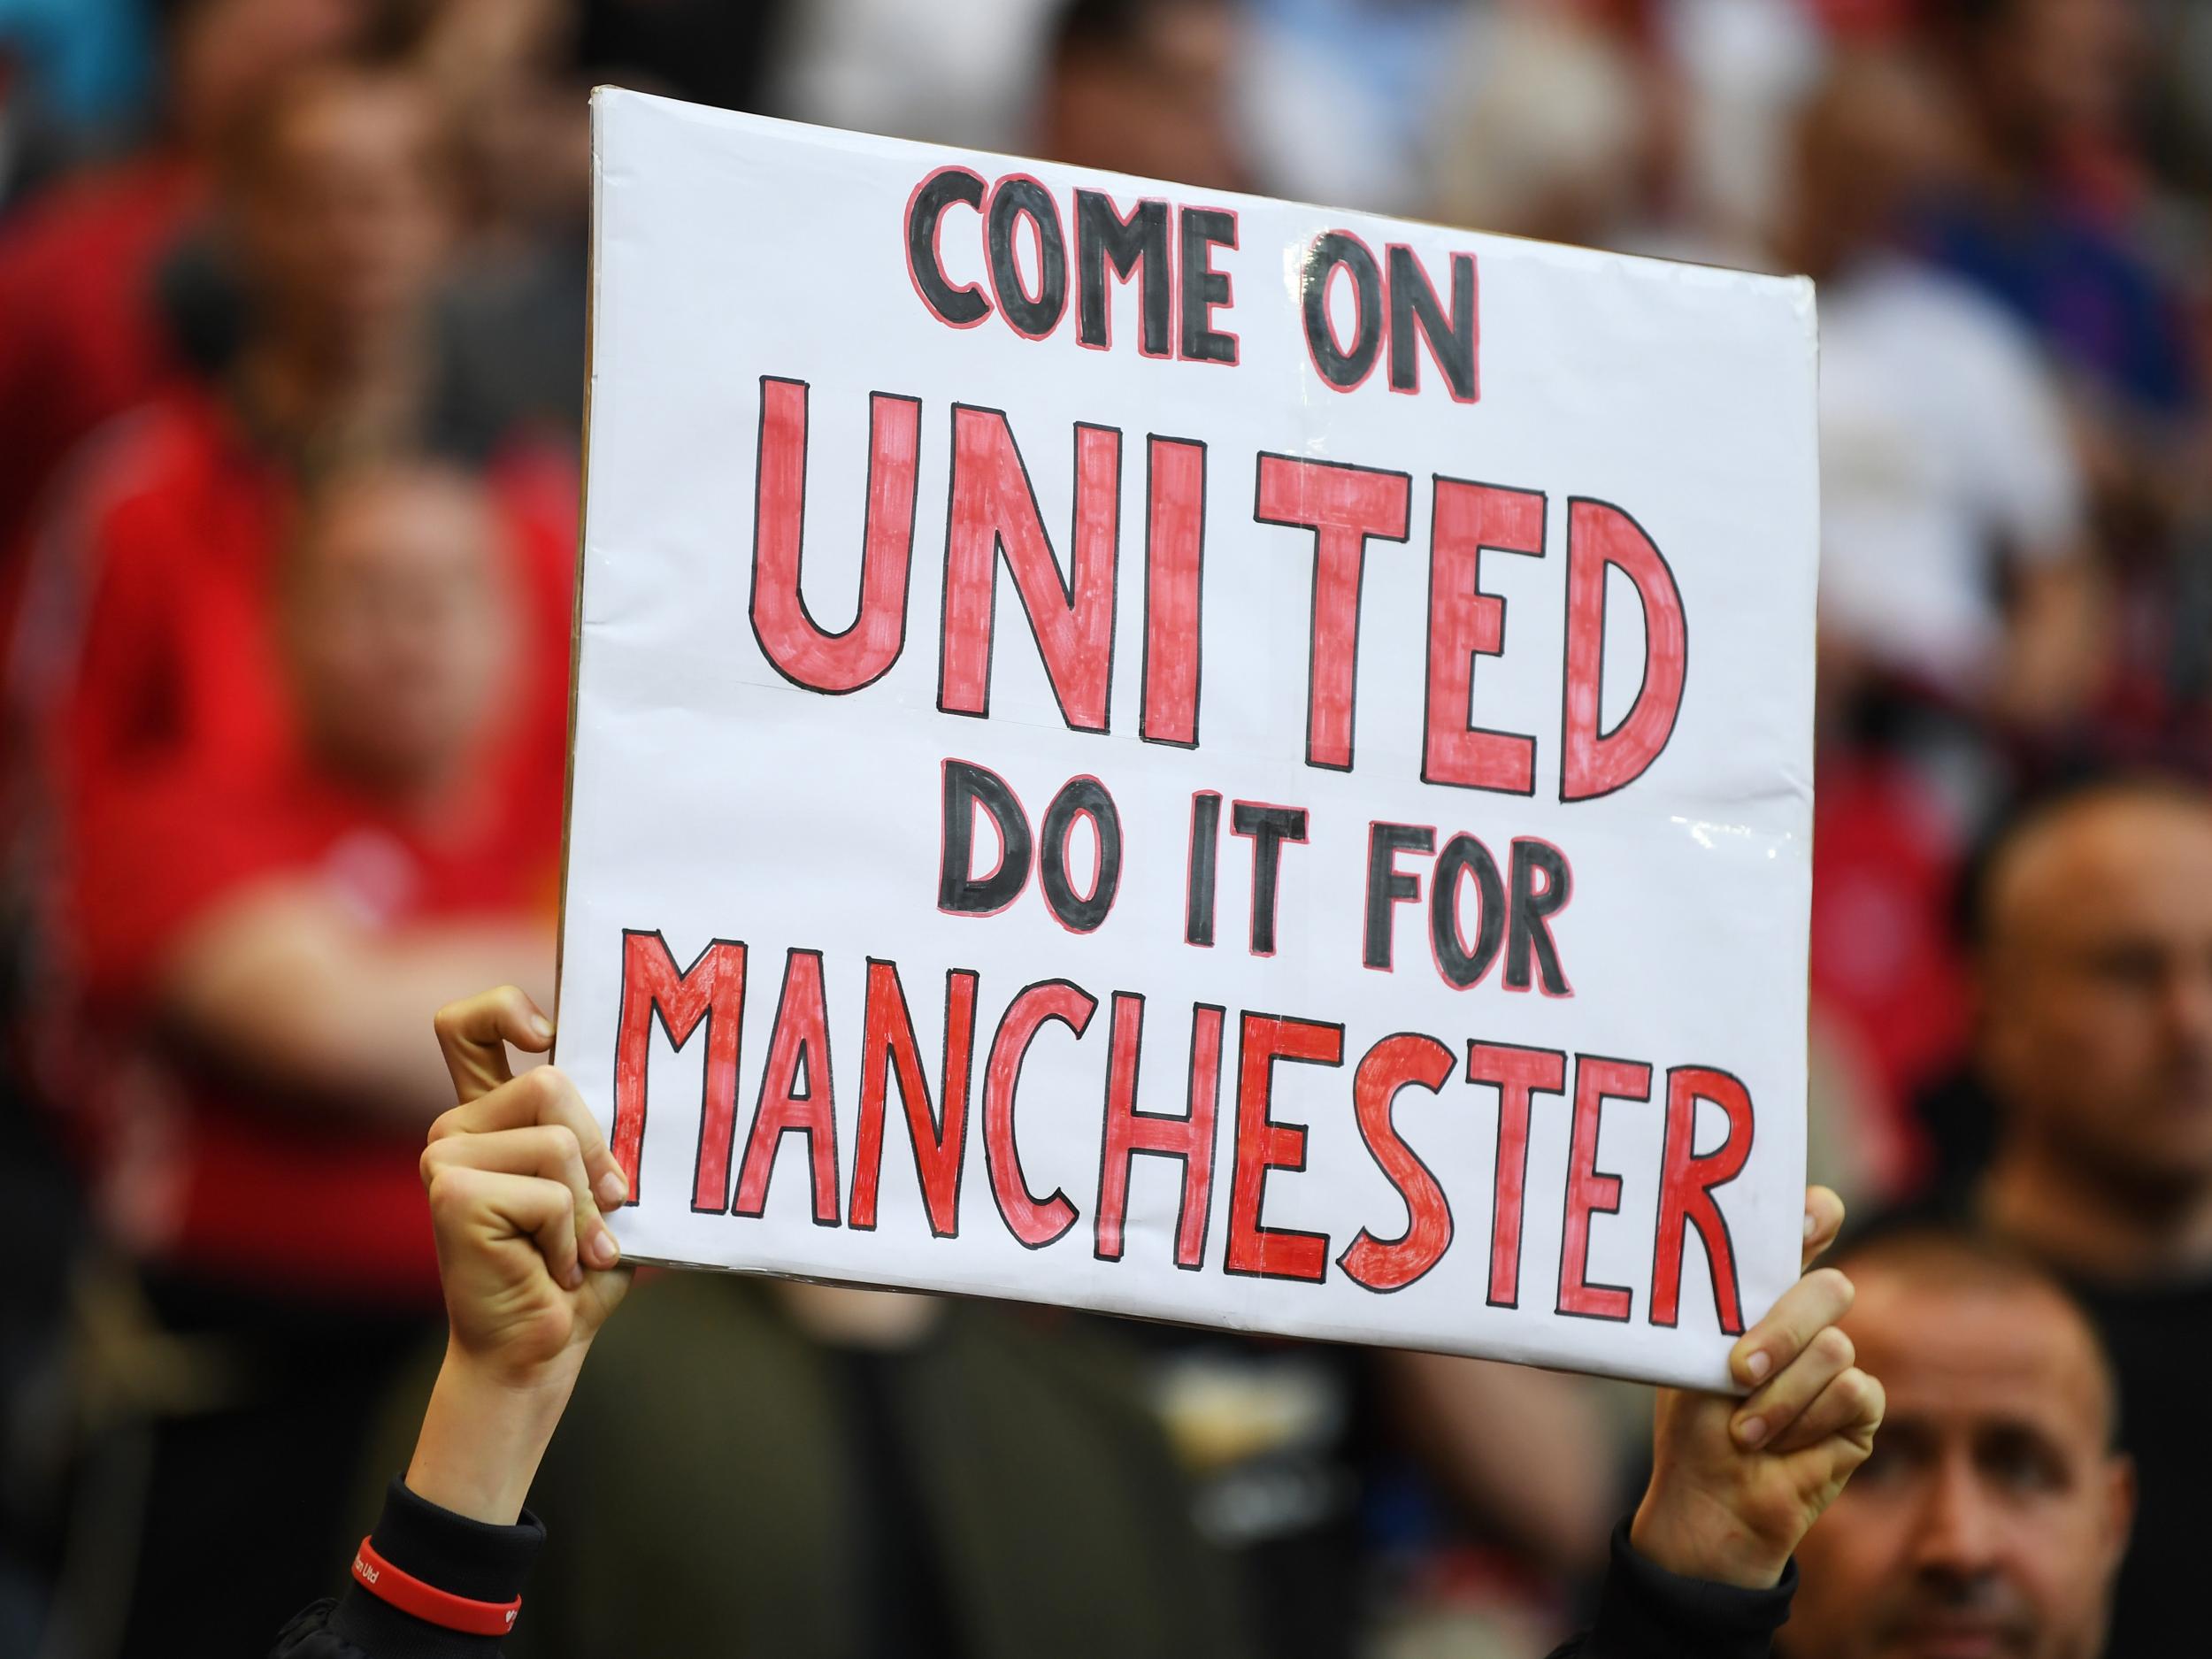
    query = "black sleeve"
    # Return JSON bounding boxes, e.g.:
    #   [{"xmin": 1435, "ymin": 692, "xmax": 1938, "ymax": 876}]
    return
[
  {"xmin": 1545, "ymin": 1519, "xmax": 1796, "ymax": 1659},
  {"xmin": 268, "ymin": 1478, "xmax": 545, "ymax": 1659}
]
